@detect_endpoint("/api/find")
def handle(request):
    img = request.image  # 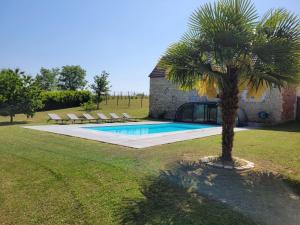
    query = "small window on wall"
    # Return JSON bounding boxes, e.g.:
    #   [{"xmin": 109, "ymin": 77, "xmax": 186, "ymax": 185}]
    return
[{"xmin": 240, "ymin": 90, "xmax": 267, "ymax": 102}]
